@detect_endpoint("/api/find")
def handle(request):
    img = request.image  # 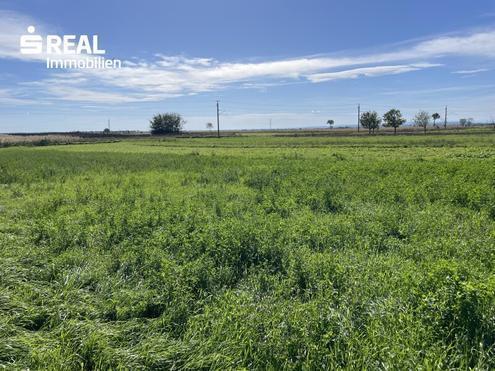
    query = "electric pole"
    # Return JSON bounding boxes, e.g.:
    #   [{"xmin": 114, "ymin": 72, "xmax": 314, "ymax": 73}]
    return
[
  {"xmin": 269, "ymin": 118, "xmax": 272, "ymax": 130},
  {"xmin": 216, "ymin": 100, "xmax": 220, "ymax": 138},
  {"xmin": 444, "ymin": 106, "xmax": 448, "ymax": 129},
  {"xmin": 107, "ymin": 119, "xmax": 110, "ymax": 131},
  {"xmin": 357, "ymin": 104, "xmax": 360, "ymax": 132}
]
